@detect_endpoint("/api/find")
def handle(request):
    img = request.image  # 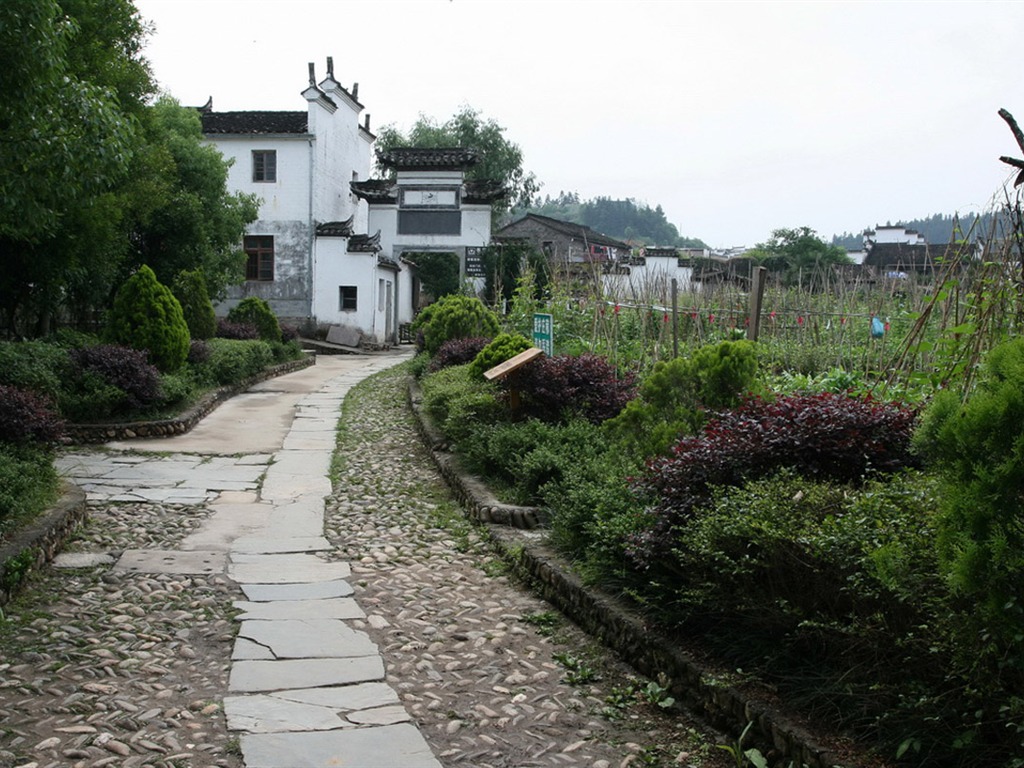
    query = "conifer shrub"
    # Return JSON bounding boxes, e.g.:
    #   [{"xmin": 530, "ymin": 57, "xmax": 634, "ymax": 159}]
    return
[
  {"xmin": 503, "ymin": 353, "xmax": 635, "ymax": 424},
  {"xmin": 227, "ymin": 297, "xmax": 281, "ymax": 343},
  {"xmin": 172, "ymin": 269, "xmax": 217, "ymax": 340},
  {"xmin": 412, "ymin": 295, "xmax": 499, "ymax": 355},
  {"xmin": 912, "ymin": 336, "xmax": 1024, "ymax": 682},
  {"xmin": 468, "ymin": 332, "xmax": 532, "ymax": 380},
  {"xmin": 606, "ymin": 340, "xmax": 761, "ymax": 457},
  {"xmin": 106, "ymin": 265, "xmax": 190, "ymax": 372},
  {"xmin": 428, "ymin": 337, "xmax": 492, "ymax": 374}
]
